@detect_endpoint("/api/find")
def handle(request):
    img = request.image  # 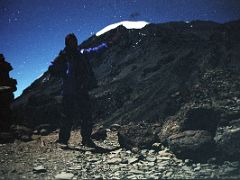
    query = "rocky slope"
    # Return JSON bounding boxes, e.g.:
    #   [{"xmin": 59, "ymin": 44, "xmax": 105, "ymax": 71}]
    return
[{"xmin": 11, "ymin": 20, "xmax": 240, "ymax": 161}]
